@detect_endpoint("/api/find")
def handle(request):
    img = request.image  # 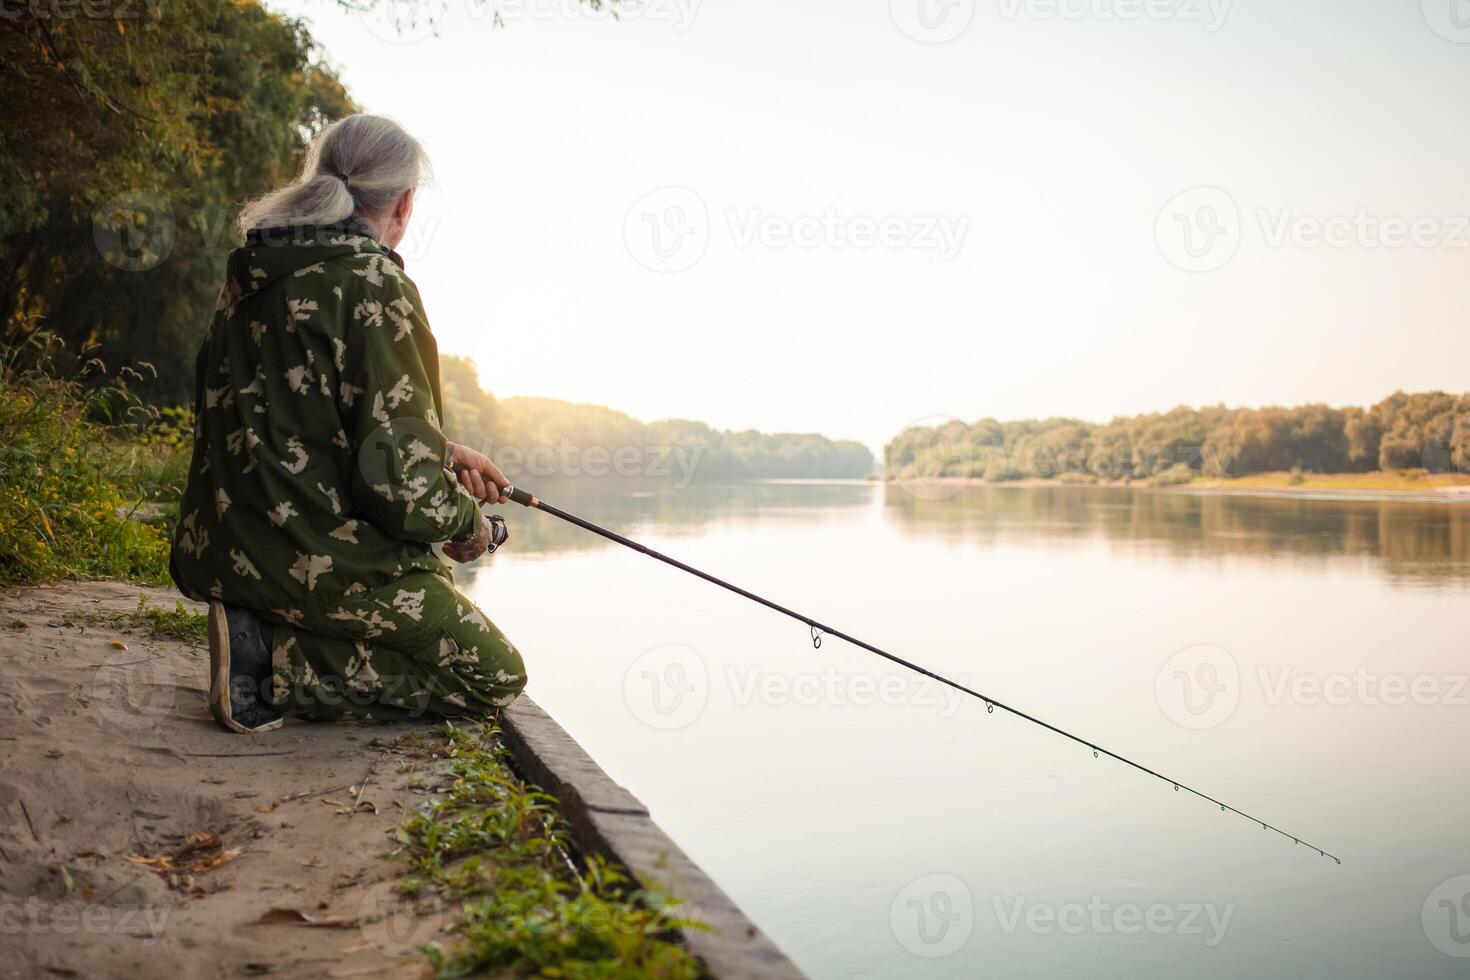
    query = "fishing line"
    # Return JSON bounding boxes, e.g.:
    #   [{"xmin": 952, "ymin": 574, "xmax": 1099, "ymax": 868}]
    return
[{"xmin": 501, "ymin": 486, "xmax": 1341, "ymax": 864}]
